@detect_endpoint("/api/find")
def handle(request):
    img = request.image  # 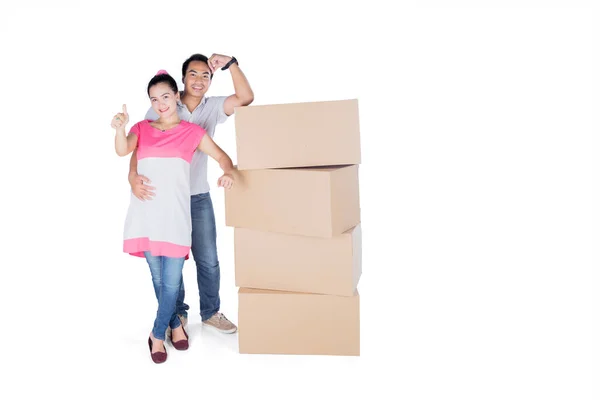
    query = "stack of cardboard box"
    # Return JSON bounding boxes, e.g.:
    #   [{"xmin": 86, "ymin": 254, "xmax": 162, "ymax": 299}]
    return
[{"xmin": 225, "ymin": 99, "xmax": 362, "ymax": 356}]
